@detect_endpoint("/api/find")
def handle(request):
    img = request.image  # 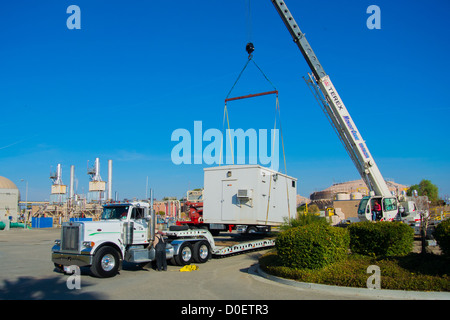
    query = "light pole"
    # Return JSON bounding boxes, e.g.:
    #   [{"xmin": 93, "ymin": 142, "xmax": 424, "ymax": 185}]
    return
[{"xmin": 20, "ymin": 179, "xmax": 28, "ymax": 230}]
